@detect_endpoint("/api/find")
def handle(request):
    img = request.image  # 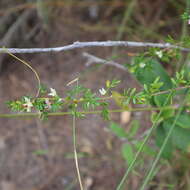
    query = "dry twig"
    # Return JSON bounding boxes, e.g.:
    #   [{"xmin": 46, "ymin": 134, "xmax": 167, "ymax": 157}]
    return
[
  {"xmin": 0, "ymin": 41, "xmax": 189, "ymax": 54},
  {"xmin": 83, "ymin": 52, "xmax": 127, "ymax": 71}
]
